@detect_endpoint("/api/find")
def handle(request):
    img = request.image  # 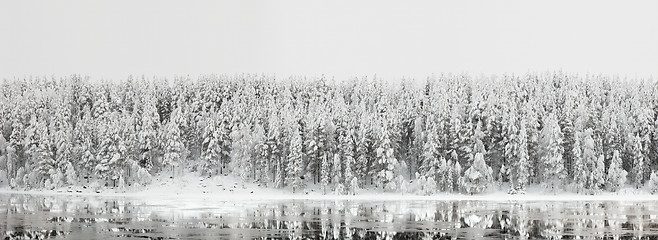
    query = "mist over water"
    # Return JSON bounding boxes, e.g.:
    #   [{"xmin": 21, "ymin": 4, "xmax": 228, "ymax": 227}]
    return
[{"xmin": 0, "ymin": 194, "xmax": 657, "ymax": 239}]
